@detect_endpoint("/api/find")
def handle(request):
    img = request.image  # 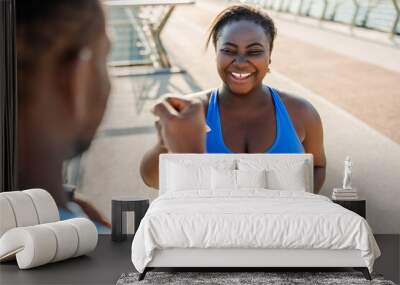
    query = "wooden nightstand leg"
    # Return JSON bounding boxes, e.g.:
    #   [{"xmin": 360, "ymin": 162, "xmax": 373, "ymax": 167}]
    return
[{"xmin": 354, "ymin": 267, "xmax": 372, "ymax": 280}]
